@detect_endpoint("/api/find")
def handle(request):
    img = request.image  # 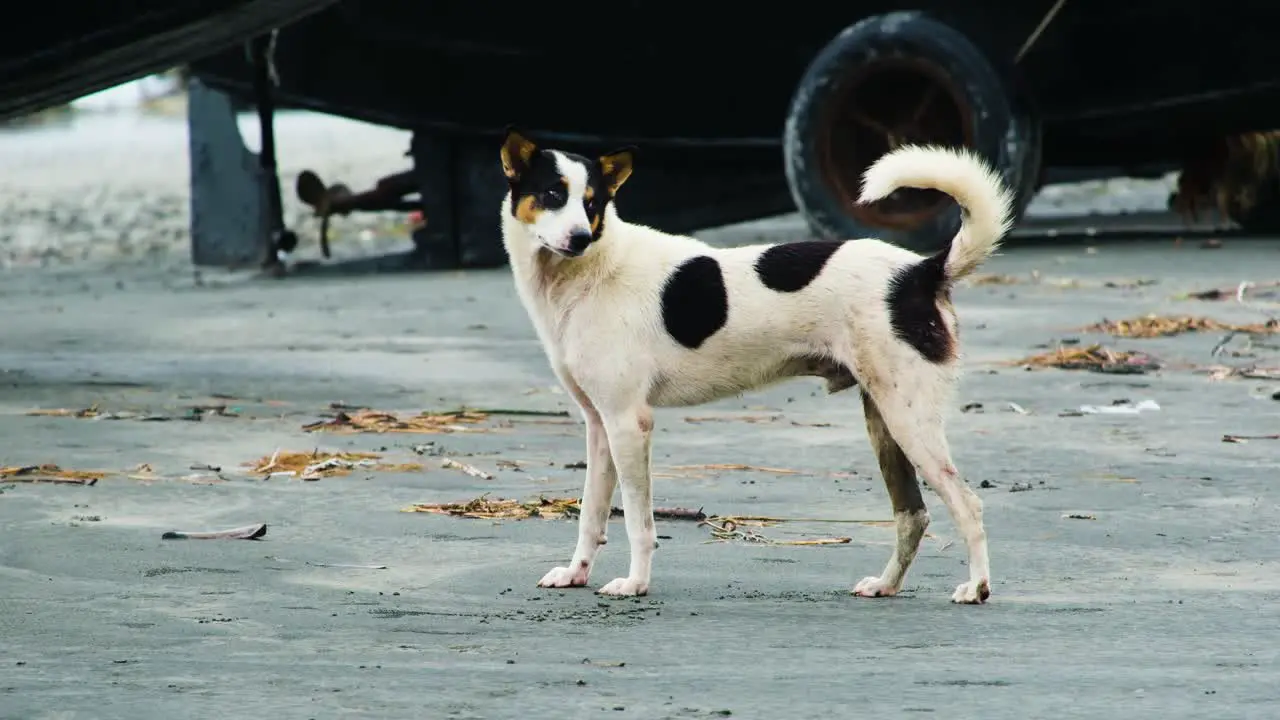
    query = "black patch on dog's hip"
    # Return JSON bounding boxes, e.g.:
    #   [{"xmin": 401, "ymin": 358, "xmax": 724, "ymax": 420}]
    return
[
  {"xmin": 886, "ymin": 253, "xmax": 953, "ymax": 363},
  {"xmin": 754, "ymin": 240, "xmax": 847, "ymax": 292},
  {"xmin": 661, "ymin": 255, "xmax": 729, "ymax": 349}
]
